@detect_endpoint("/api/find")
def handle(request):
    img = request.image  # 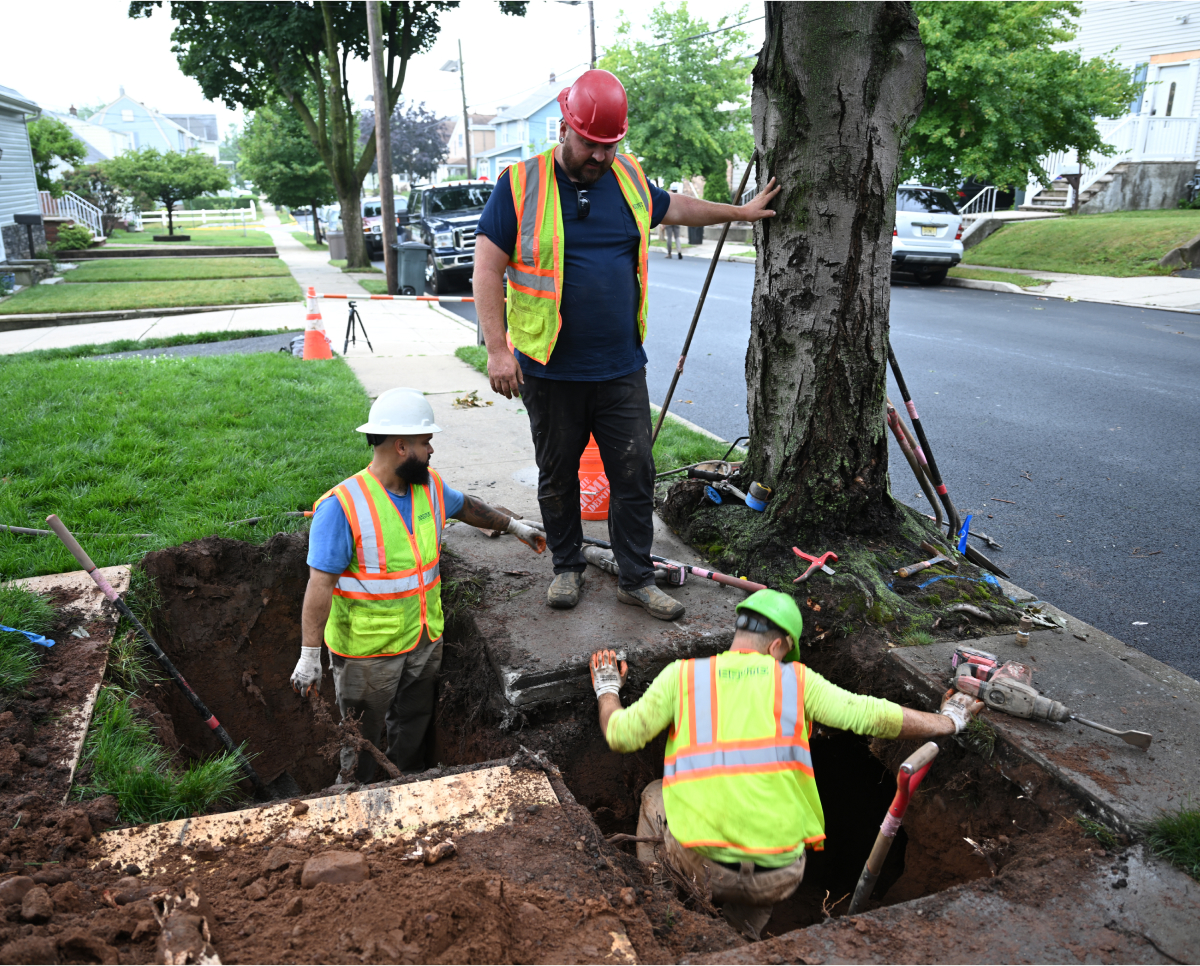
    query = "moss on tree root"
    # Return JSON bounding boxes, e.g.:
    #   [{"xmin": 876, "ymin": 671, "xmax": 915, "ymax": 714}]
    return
[{"xmin": 658, "ymin": 479, "xmax": 1022, "ymax": 644}]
